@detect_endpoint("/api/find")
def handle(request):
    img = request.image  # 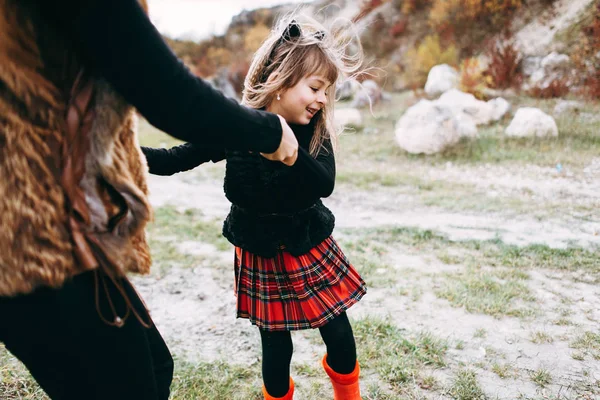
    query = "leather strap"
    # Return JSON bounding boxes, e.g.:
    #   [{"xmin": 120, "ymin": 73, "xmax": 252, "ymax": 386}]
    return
[{"xmin": 63, "ymin": 71, "xmax": 151, "ymax": 329}]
